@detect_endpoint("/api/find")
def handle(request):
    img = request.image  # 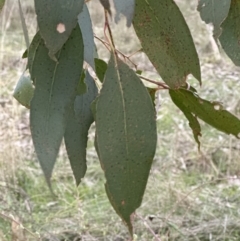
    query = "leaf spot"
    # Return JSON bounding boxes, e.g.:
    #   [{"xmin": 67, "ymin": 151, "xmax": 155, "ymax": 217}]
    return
[
  {"xmin": 121, "ymin": 200, "xmax": 125, "ymax": 205},
  {"xmin": 56, "ymin": 23, "xmax": 66, "ymax": 33},
  {"xmin": 214, "ymin": 104, "xmax": 221, "ymax": 110}
]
